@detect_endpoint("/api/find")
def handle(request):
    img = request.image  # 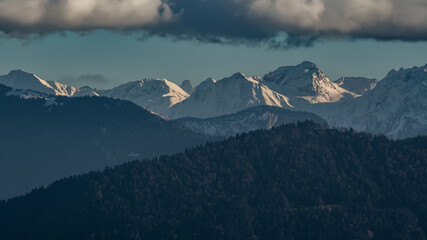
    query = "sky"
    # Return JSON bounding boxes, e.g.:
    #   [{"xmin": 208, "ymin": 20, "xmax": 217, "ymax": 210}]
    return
[{"xmin": 0, "ymin": 0, "xmax": 426, "ymax": 89}]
